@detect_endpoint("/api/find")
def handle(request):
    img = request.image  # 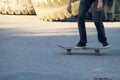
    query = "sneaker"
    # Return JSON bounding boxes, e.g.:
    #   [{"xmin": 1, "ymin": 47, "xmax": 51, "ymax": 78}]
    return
[
  {"xmin": 75, "ymin": 42, "xmax": 86, "ymax": 48},
  {"xmin": 102, "ymin": 42, "xmax": 110, "ymax": 48}
]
